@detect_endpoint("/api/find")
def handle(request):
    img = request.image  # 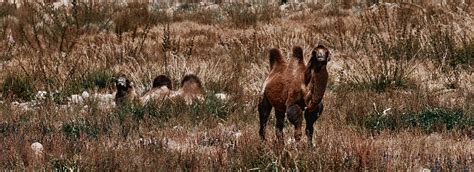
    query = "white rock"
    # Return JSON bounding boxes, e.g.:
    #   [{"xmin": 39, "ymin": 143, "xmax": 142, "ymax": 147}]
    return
[
  {"xmin": 69, "ymin": 94, "xmax": 84, "ymax": 104},
  {"xmin": 52, "ymin": 0, "xmax": 69, "ymax": 9},
  {"xmin": 214, "ymin": 93, "xmax": 229, "ymax": 101},
  {"xmin": 81, "ymin": 91, "xmax": 90, "ymax": 99},
  {"xmin": 280, "ymin": 4, "xmax": 290, "ymax": 11},
  {"xmin": 35, "ymin": 91, "xmax": 48, "ymax": 100},
  {"xmin": 421, "ymin": 168, "xmax": 431, "ymax": 172},
  {"xmin": 233, "ymin": 131, "xmax": 242, "ymax": 139},
  {"xmin": 11, "ymin": 101, "xmax": 34, "ymax": 111},
  {"xmin": 94, "ymin": 93, "xmax": 114, "ymax": 103},
  {"xmin": 31, "ymin": 142, "xmax": 44, "ymax": 156}
]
